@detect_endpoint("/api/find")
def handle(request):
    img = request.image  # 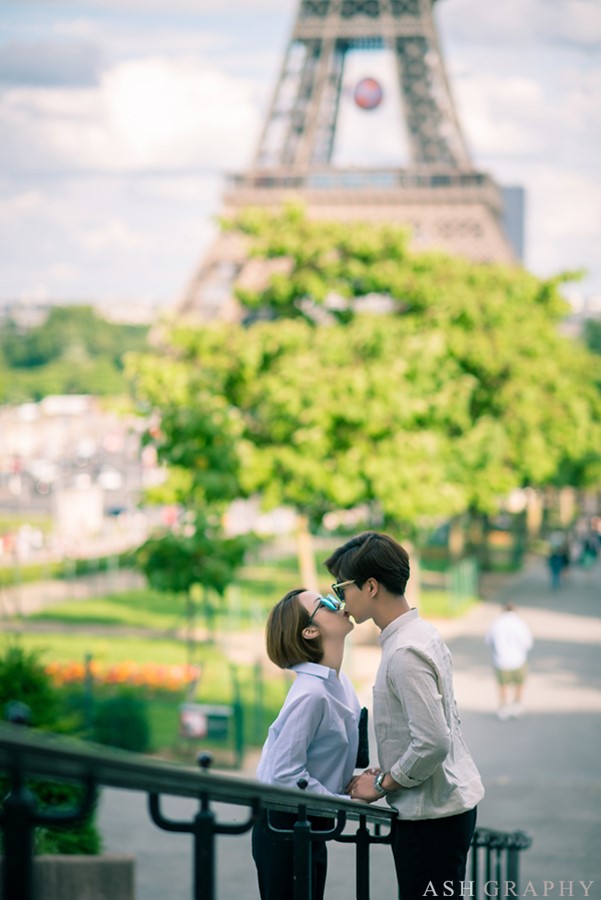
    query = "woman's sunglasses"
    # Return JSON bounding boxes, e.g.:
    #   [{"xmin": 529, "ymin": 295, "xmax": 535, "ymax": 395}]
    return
[
  {"xmin": 331, "ymin": 580, "xmax": 355, "ymax": 602},
  {"xmin": 306, "ymin": 593, "xmax": 344, "ymax": 626}
]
